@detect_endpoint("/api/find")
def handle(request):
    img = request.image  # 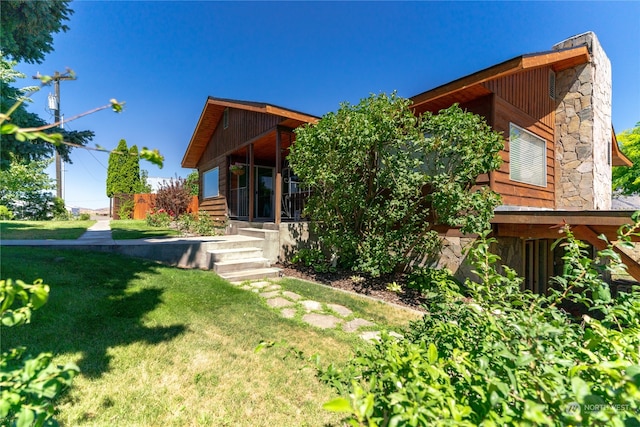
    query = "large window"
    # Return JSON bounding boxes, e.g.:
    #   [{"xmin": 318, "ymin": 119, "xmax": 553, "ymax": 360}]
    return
[
  {"xmin": 203, "ymin": 167, "xmax": 219, "ymax": 198},
  {"xmin": 509, "ymin": 123, "xmax": 547, "ymax": 187}
]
